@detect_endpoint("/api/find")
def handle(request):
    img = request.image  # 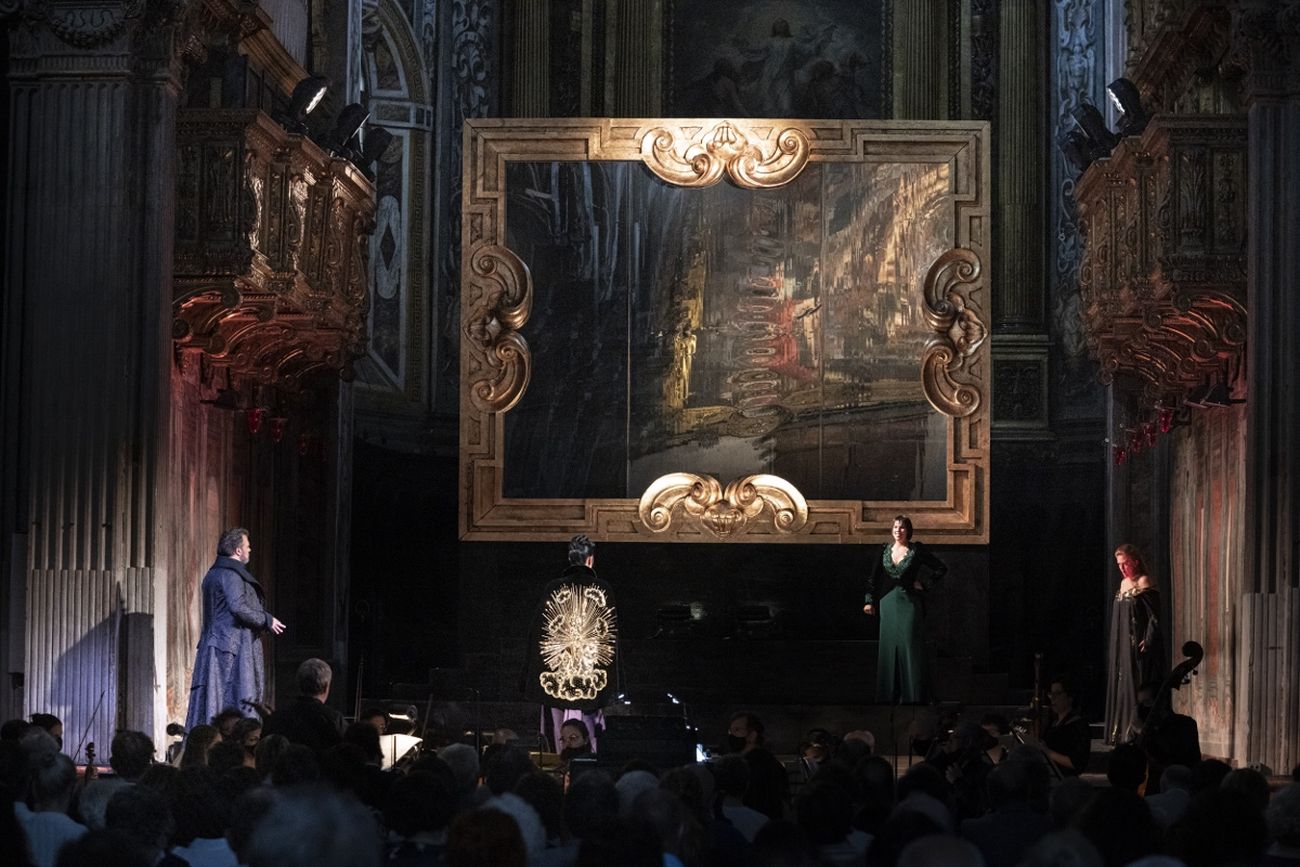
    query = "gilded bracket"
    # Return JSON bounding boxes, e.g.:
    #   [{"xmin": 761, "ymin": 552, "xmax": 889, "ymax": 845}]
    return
[
  {"xmin": 463, "ymin": 244, "xmax": 533, "ymax": 413},
  {"xmin": 640, "ymin": 122, "xmax": 812, "ymax": 189},
  {"xmin": 921, "ymin": 248, "xmax": 987, "ymax": 417},
  {"xmin": 638, "ymin": 473, "xmax": 810, "ymax": 539}
]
